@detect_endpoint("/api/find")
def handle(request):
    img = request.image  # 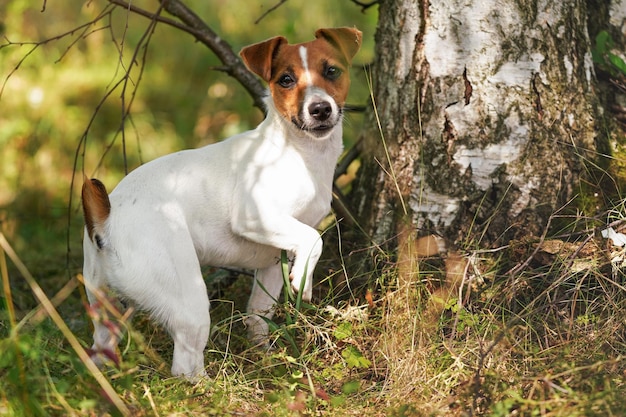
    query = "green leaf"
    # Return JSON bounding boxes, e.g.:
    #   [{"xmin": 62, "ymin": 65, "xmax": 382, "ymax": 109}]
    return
[
  {"xmin": 595, "ymin": 30, "xmax": 611, "ymax": 55},
  {"xmin": 608, "ymin": 53, "xmax": 626, "ymax": 76},
  {"xmin": 334, "ymin": 322, "xmax": 353, "ymax": 341},
  {"xmin": 342, "ymin": 346, "xmax": 371, "ymax": 369},
  {"xmin": 280, "ymin": 250, "xmax": 293, "ymax": 303},
  {"xmin": 330, "ymin": 394, "xmax": 347, "ymax": 406},
  {"xmin": 342, "ymin": 380, "xmax": 360, "ymax": 394},
  {"xmin": 78, "ymin": 399, "xmax": 98, "ymax": 411},
  {"xmin": 265, "ymin": 392, "xmax": 281, "ymax": 403},
  {"xmin": 444, "ymin": 296, "xmax": 459, "ymax": 311}
]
